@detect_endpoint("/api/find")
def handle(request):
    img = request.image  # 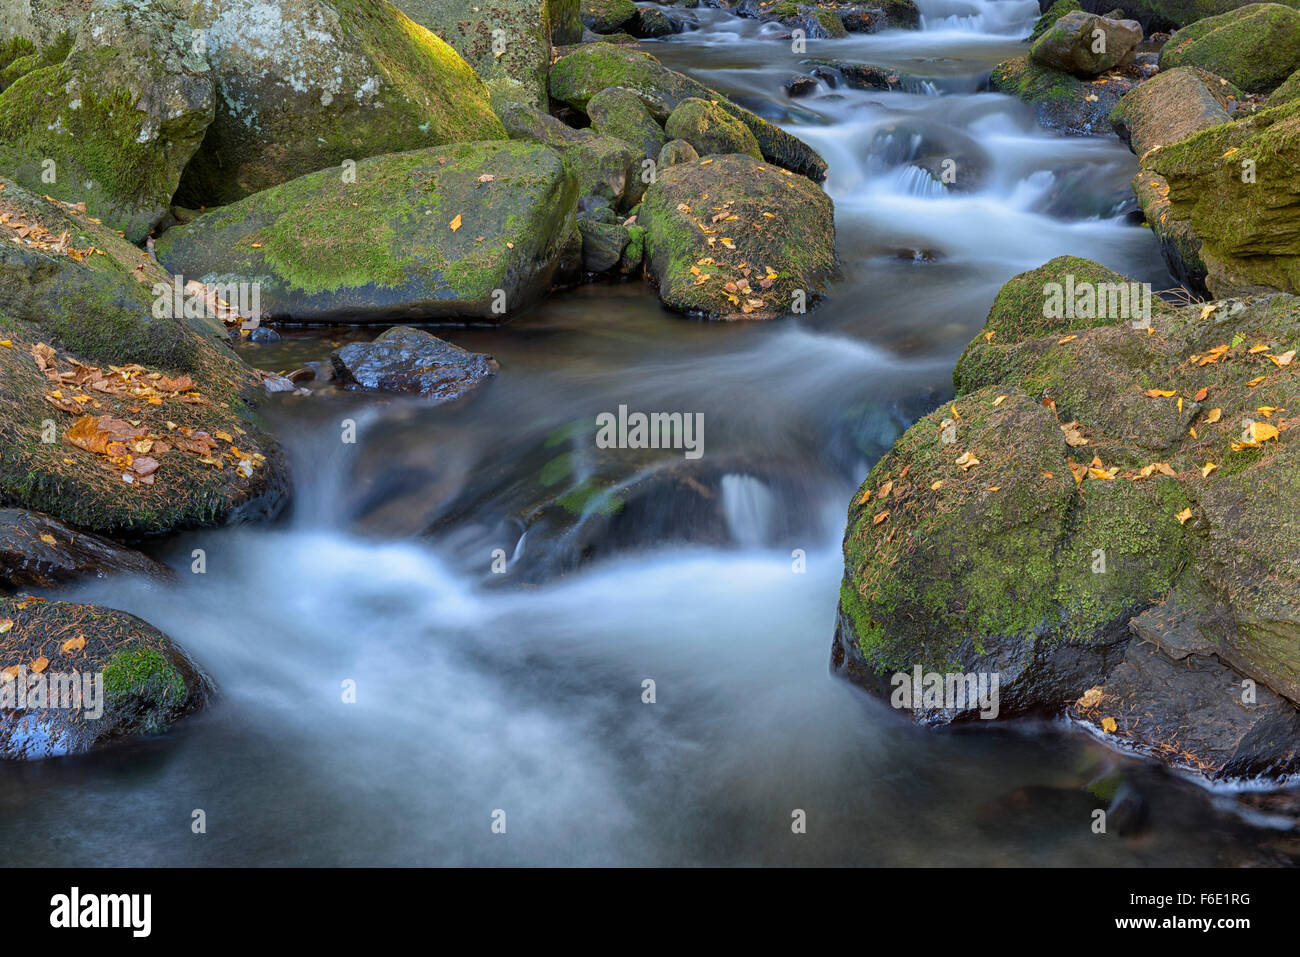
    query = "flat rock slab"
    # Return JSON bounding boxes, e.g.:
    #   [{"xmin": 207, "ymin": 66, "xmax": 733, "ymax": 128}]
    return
[
  {"xmin": 0, "ymin": 508, "xmax": 172, "ymax": 590},
  {"xmin": 331, "ymin": 326, "xmax": 499, "ymax": 401}
]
